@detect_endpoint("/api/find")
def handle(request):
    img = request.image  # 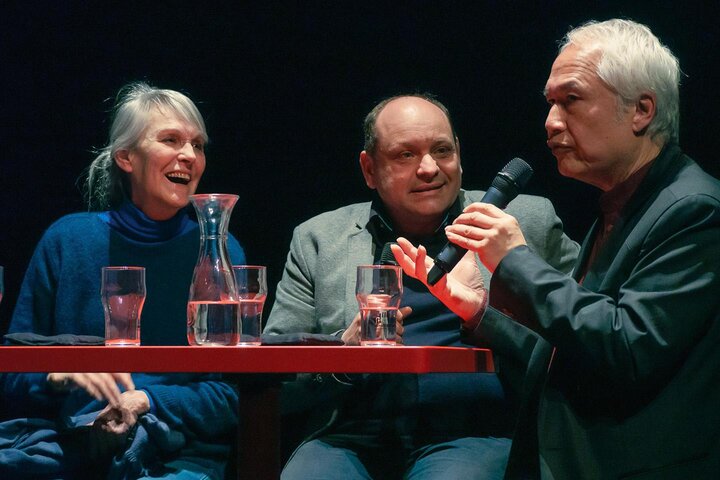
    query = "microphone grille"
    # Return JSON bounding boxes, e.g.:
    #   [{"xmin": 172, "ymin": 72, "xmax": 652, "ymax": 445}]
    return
[
  {"xmin": 501, "ymin": 157, "xmax": 534, "ymax": 189},
  {"xmin": 379, "ymin": 242, "xmax": 398, "ymax": 265}
]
